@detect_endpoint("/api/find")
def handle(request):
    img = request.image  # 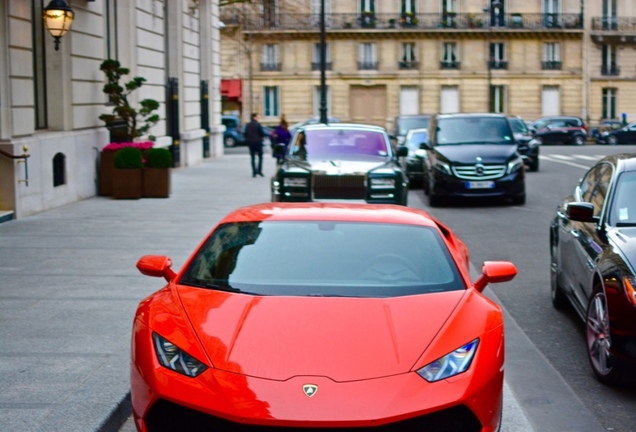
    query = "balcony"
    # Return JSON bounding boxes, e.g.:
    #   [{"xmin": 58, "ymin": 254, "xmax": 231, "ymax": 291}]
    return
[
  {"xmin": 542, "ymin": 61, "xmax": 562, "ymax": 70},
  {"xmin": 489, "ymin": 60, "xmax": 508, "ymax": 70},
  {"xmin": 311, "ymin": 62, "xmax": 332, "ymax": 71},
  {"xmin": 601, "ymin": 64, "xmax": 620, "ymax": 76},
  {"xmin": 399, "ymin": 61, "xmax": 419, "ymax": 70},
  {"xmin": 260, "ymin": 62, "xmax": 281, "ymax": 72},
  {"xmin": 358, "ymin": 61, "xmax": 378, "ymax": 71},
  {"xmin": 591, "ymin": 17, "xmax": 636, "ymax": 45},
  {"xmin": 440, "ymin": 61, "xmax": 461, "ymax": 70},
  {"xmin": 226, "ymin": 12, "xmax": 584, "ymax": 33}
]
